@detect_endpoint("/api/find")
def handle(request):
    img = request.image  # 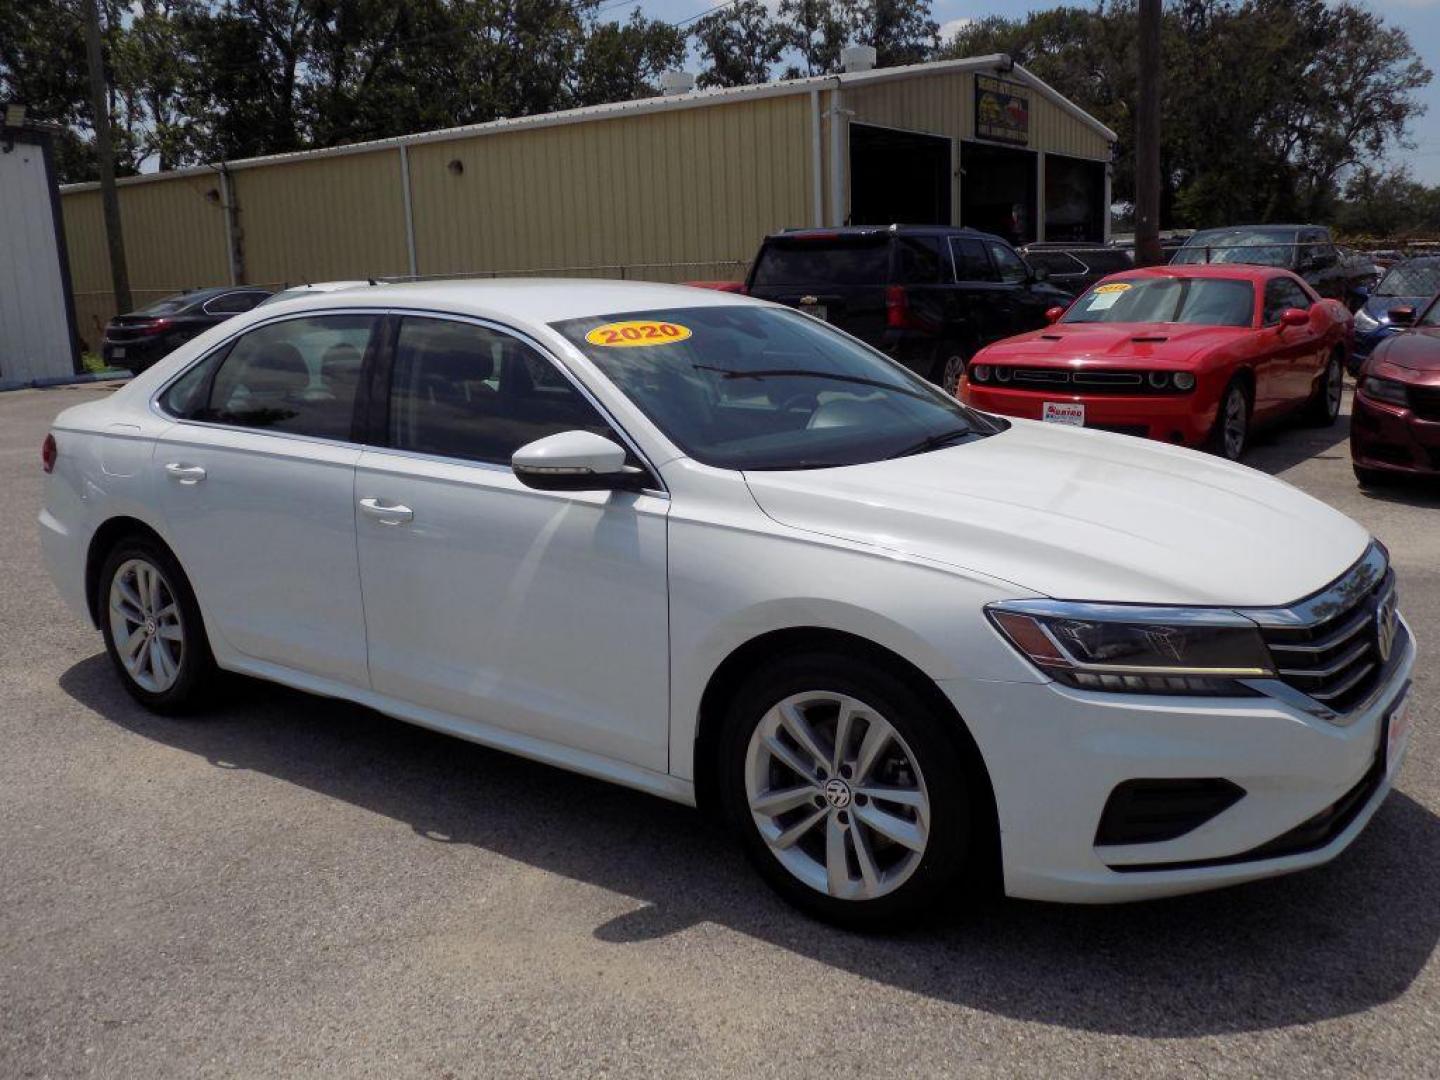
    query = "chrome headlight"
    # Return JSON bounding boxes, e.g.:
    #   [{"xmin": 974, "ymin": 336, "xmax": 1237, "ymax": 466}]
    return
[
  {"xmin": 986, "ymin": 601, "xmax": 1273, "ymax": 695},
  {"xmin": 1360, "ymin": 375, "xmax": 1409, "ymax": 407},
  {"xmin": 1353, "ymin": 307, "xmax": 1380, "ymax": 332}
]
